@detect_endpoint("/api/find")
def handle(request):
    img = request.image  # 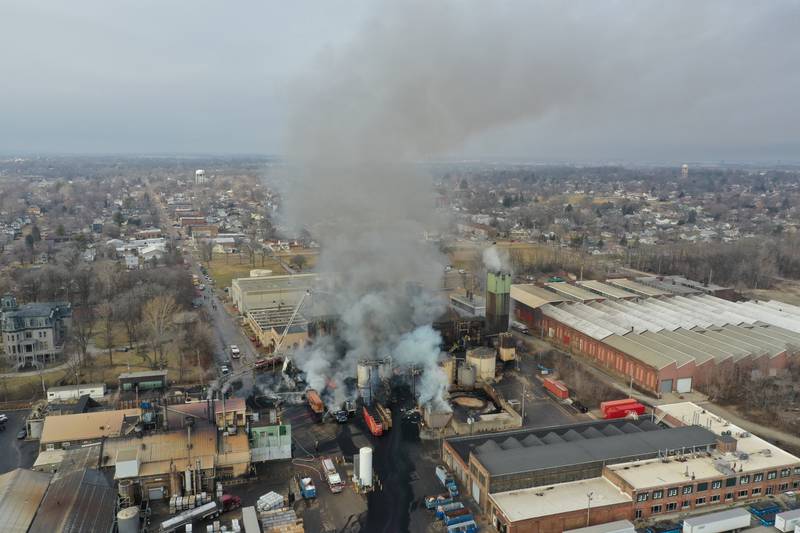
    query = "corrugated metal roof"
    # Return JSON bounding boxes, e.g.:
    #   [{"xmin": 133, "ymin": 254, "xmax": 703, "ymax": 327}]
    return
[
  {"xmin": 544, "ymin": 282, "xmax": 604, "ymax": 302},
  {"xmin": 511, "ymin": 285, "xmax": 573, "ymax": 310},
  {"xmin": 0, "ymin": 468, "xmax": 52, "ymax": 533},
  {"xmin": 761, "ymin": 299, "xmax": 800, "ymax": 318},
  {"xmin": 540, "ymin": 304, "xmax": 616, "ymax": 340},
  {"xmin": 628, "ymin": 333, "xmax": 714, "ymax": 366},
  {"xmin": 603, "ymin": 335, "xmax": 676, "ymax": 370},
  {"xmin": 636, "ymin": 276, "xmax": 701, "ymax": 295},
  {"xmin": 640, "ymin": 330, "xmax": 721, "ymax": 365},
  {"xmin": 734, "ymin": 300, "xmax": 800, "ymax": 333},
  {"xmin": 29, "ymin": 468, "xmax": 116, "ymax": 533},
  {"xmin": 606, "ymin": 278, "xmax": 670, "ymax": 297},
  {"xmin": 577, "ymin": 280, "xmax": 638, "ymax": 300}
]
